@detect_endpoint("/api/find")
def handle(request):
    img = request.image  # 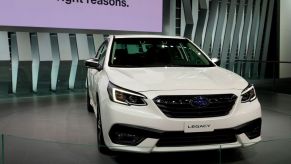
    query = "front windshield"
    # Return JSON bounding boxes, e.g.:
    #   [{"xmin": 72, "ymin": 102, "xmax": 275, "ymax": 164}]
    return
[{"xmin": 109, "ymin": 38, "xmax": 214, "ymax": 68}]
